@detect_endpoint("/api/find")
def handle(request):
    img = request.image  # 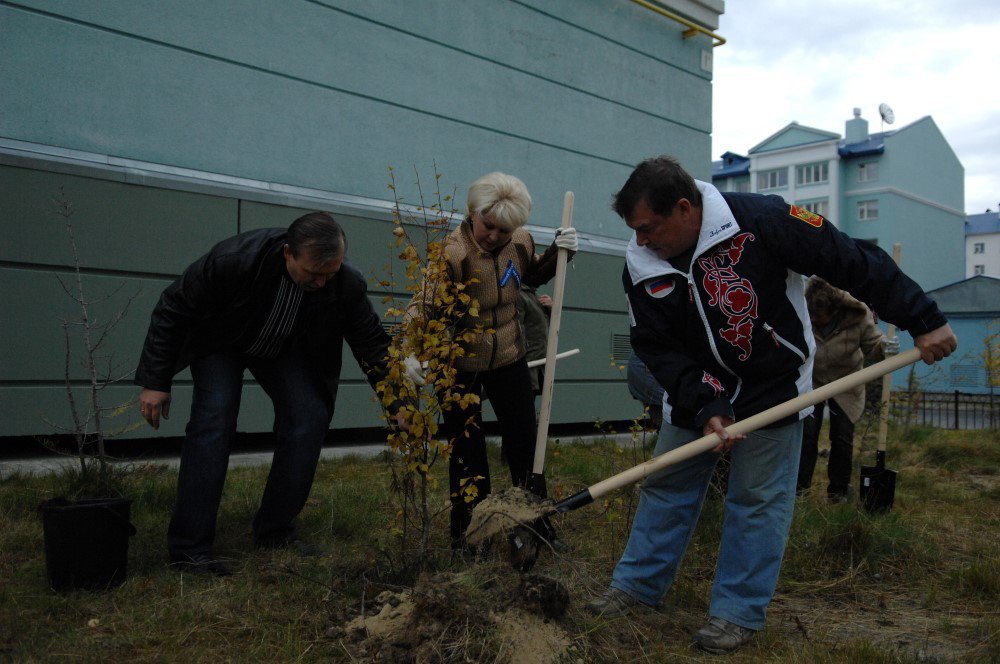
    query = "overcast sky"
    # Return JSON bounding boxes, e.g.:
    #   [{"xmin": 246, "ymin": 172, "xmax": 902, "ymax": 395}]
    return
[{"xmin": 710, "ymin": 1, "xmax": 999, "ymax": 215}]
